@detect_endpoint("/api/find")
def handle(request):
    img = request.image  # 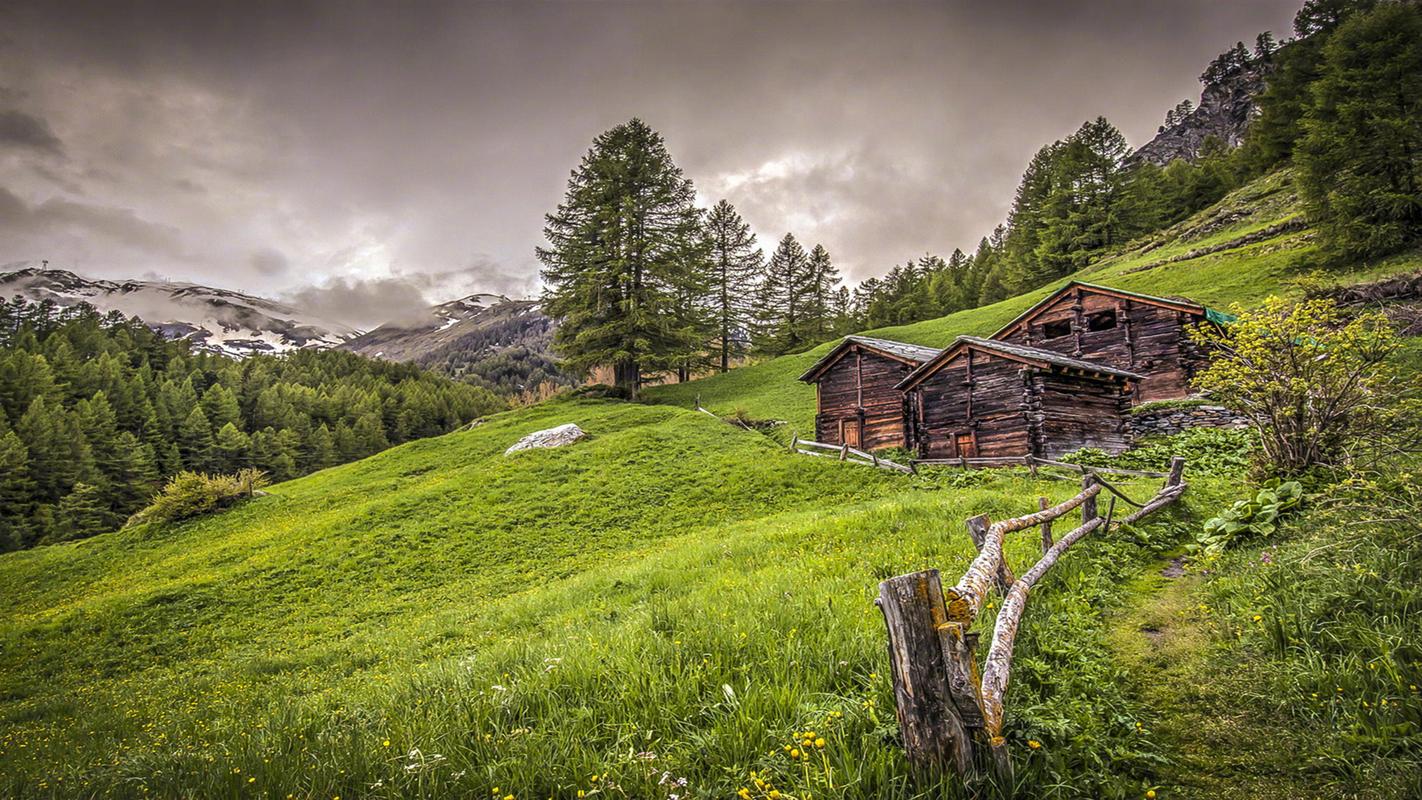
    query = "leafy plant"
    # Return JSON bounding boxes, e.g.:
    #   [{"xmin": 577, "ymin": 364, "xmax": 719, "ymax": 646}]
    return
[
  {"xmin": 1197, "ymin": 479, "xmax": 1303, "ymax": 553},
  {"xmin": 125, "ymin": 468, "xmax": 270, "ymax": 528}
]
